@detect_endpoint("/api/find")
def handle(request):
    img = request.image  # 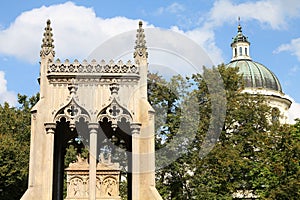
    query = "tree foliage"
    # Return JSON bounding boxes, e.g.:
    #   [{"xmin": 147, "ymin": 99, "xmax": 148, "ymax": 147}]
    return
[
  {"xmin": 149, "ymin": 65, "xmax": 300, "ymax": 199},
  {"xmin": 0, "ymin": 93, "xmax": 39, "ymax": 200},
  {"xmin": 0, "ymin": 64, "xmax": 299, "ymax": 199}
]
